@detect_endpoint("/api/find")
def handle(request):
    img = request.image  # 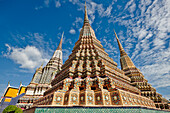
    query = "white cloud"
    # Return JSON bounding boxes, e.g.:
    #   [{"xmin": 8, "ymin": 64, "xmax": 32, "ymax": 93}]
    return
[
  {"xmin": 124, "ymin": 0, "xmax": 134, "ymax": 10},
  {"xmin": 4, "ymin": 44, "xmax": 49, "ymax": 70},
  {"xmin": 69, "ymin": 0, "xmax": 79, "ymax": 5},
  {"xmin": 69, "ymin": 28, "xmax": 76, "ymax": 34},
  {"xmin": 3, "ymin": 44, "xmax": 11, "ymax": 57},
  {"xmin": 100, "ymin": 37, "xmax": 118, "ymax": 58},
  {"xmin": 72, "ymin": 17, "xmax": 83, "ymax": 28},
  {"xmin": 44, "ymin": 0, "xmax": 50, "ymax": 7},
  {"xmin": 69, "ymin": 0, "xmax": 114, "ymax": 24},
  {"xmin": 35, "ymin": 0, "xmax": 61, "ymax": 10},
  {"xmin": 23, "ymin": 32, "xmax": 55, "ymax": 57},
  {"xmin": 55, "ymin": 0, "xmax": 61, "ymax": 8},
  {"xmin": 153, "ymin": 38, "xmax": 165, "ymax": 47},
  {"xmin": 88, "ymin": 1, "xmax": 114, "ymax": 23},
  {"xmin": 104, "ymin": 5, "xmax": 113, "ymax": 17}
]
